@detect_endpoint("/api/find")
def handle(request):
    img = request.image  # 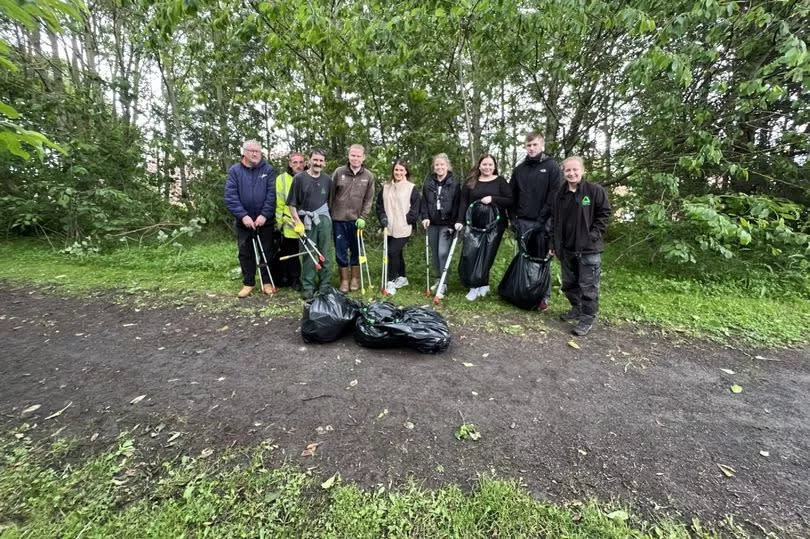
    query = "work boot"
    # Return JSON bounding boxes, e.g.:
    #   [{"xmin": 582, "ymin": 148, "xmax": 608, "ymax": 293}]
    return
[
  {"xmin": 262, "ymin": 284, "xmax": 275, "ymax": 295},
  {"xmin": 572, "ymin": 319, "xmax": 593, "ymax": 336},
  {"xmin": 339, "ymin": 267, "xmax": 350, "ymax": 292},
  {"xmin": 350, "ymin": 266, "xmax": 361, "ymax": 291},
  {"xmin": 237, "ymin": 285, "xmax": 254, "ymax": 298},
  {"xmin": 559, "ymin": 307, "xmax": 580, "ymax": 322}
]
